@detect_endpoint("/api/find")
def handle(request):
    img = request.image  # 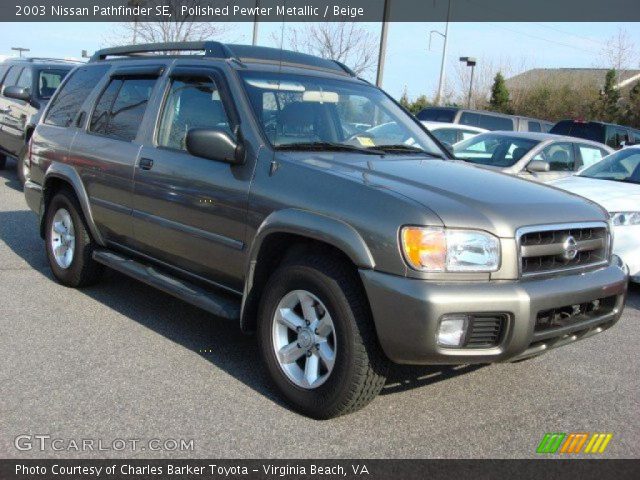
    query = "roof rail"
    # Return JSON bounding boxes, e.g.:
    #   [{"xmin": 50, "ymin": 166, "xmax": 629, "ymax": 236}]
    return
[
  {"xmin": 90, "ymin": 41, "xmax": 234, "ymax": 62},
  {"xmin": 9, "ymin": 57, "xmax": 82, "ymax": 64}
]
